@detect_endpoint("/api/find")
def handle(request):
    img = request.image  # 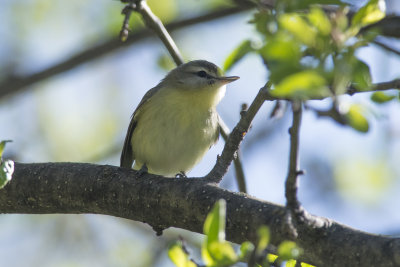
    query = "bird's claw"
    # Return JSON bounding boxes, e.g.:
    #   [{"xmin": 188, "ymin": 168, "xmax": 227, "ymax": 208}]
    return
[
  {"xmin": 137, "ymin": 164, "xmax": 148, "ymax": 177},
  {"xmin": 175, "ymin": 171, "xmax": 187, "ymax": 178}
]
